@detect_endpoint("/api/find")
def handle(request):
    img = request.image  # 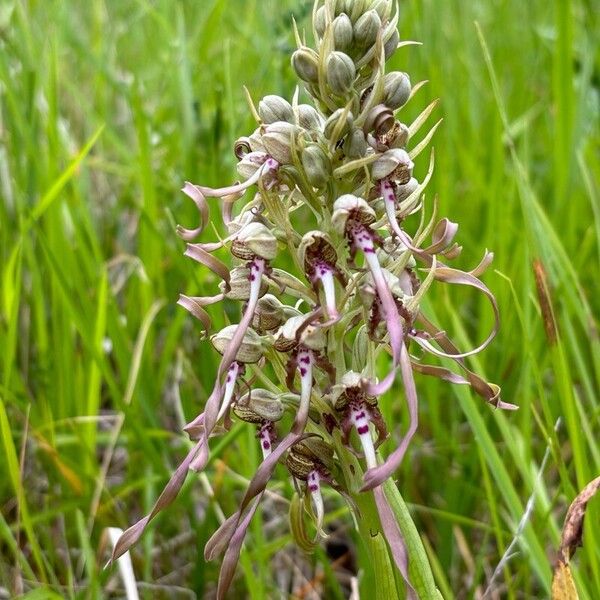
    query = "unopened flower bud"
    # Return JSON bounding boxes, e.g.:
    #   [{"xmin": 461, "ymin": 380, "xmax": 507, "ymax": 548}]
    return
[
  {"xmin": 332, "ymin": 194, "xmax": 376, "ymax": 234},
  {"xmin": 262, "ymin": 121, "xmax": 297, "ymax": 165},
  {"xmin": 221, "ymin": 266, "xmax": 268, "ymax": 300},
  {"xmin": 371, "ymin": 0, "xmax": 392, "ymax": 20},
  {"xmin": 233, "ymin": 388, "xmax": 284, "ymax": 423},
  {"xmin": 253, "ymin": 294, "xmax": 286, "ymax": 332},
  {"xmin": 332, "ymin": 13, "xmax": 353, "ymax": 52},
  {"xmin": 211, "ymin": 325, "xmax": 264, "ymax": 363},
  {"xmin": 258, "ymin": 95, "xmax": 294, "ymax": 124},
  {"xmin": 297, "ymin": 104, "xmax": 323, "ymax": 130},
  {"xmin": 231, "ymin": 222, "xmax": 278, "ymax": 260},
  {"xmin": 372, "ymin": 148, "xmax": 414, "ymax": 183},
  {"xmin": 383, "ymin": 28, "xmax": 399, "ymax": 61},
  {"xmin": 354, "ymin": 10, "xmax": 381, "ymax": 48},
  {"xmin": 301, "ymin": 144, "xmax": 331, "ymax": 188},
  {"xmin": 326, "ymin": 51, "xmax": 356, "ymax": 95},
  {"xmin": 345, "ymin": 128, "xmax": 368, "ymax": 158},
  {"xmin": 349, "ymin": 0, "xmax": 368, "ymax": 22},
  {"xmin": 292, "ymin": 47, "xmax": 320, "ymax": 83},
  {"xmin": 314, "ymin": 5, "xmax": 327, "ymax": 37},
  {"xmin": 324, "ymin": 108, "xmax": 354, "ymax": 141},
  {"xmin": 383, "ymin": 72, "xmax": 411, "ymax": 110}
]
